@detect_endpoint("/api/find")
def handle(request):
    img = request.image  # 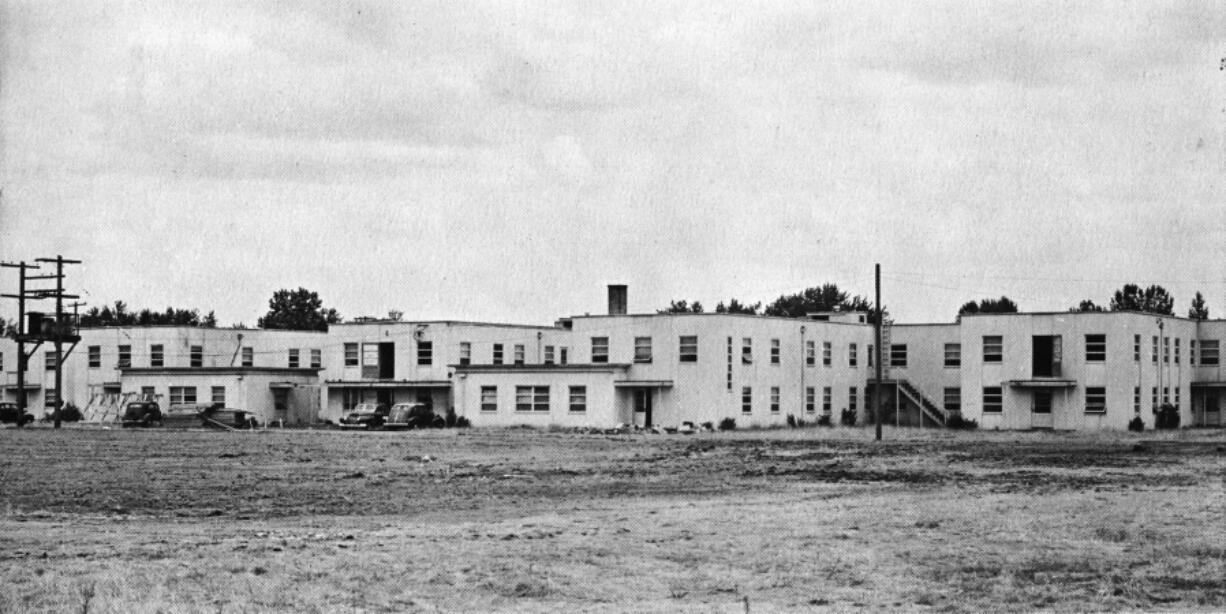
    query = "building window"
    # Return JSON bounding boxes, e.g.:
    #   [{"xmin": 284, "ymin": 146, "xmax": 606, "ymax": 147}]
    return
[
  {"xmin": 150, "ymin": 344, "xmax": 164, "ymax": 367},
  {"xmin": 459, "ymin": 342, "xmax": 471, "ymax": 366},
  {"xmin": 515, "ymin": 386, "xmax": 549, "ymax": 412},
  {"xmin": 679, "ymin": 336, "xmax": 698, "ymax": 363},
  {"xmin": 983, "ymin": 336, "xmax": 1002, "ymax": 363},
  {"xmin": 45, "ymin": 390, "xmax": 57, "ymax": 409},
  {"xmin": 288, "ymin": 348, "xmax": 300, "ymax": 368},
  {"xmin": 1174, "ymin": 338, "xmax": 1180, "ymax": 364},
  {"xmin": 591, "ymin": 337, "xmax": 609, "ymax": 363},
  {"xmin": 169, "ymin": 386, "xmax": 197, "ymax": 405},
  {"xmin": 118, "ymin": 345, "xmax": 131, "ymax": 368},
  {"xmin": 741, "ymin": 338, "xmax": 753, "ymax": 364},
  {"xmin": 310, "ymin": 349, "xmax": 321, "ymax": 369},
  {"xmin": 559, "ymin": 347, "xmax": 569, "ymax": 365},
  {"xmin": 1133, "ymin": 386, "xmax": 1140, "ymax": 414},
  {"xmin": 1175, "ymin": 385, "xmax": 1181, "ymax": 408},
  {"xmin": 480, "ymin": 386, "xmax": 498, "ymax": 412},
  {"xmin": 1134, "ymin": 335, "xmax": 1141, "ymax": 362},
  {"xmin": 944, "ymin": 387, "xmax": 961, "ymax": 412},
  {"xmin": 822, "ymin": 387, "xmax": 832, "ymax": 415},
  {"xmin": 805, "ymin": 387, "xmax": 816, "ymax": 413},
  {"xmin": 1201, "ymin": 340, "xmax": 1219, "ymax": 365},
  {"xmin": 1163, "ymin": 387, "xmax": 1169, "ymax": 404},
  {"xmin": 513, "ymin": 344, "xmax": 525, "ymax": 365},
  {"xmin": 868, "ymin": 344, "xmax": 874, "ymax": 367},
  {"xmin": 1152, "ymin": 336, "xmax": 1158, "ymax": 363},
  {"xmin": 211, "ymin": 386, "xmax": 226, "ymax": 405},
  {"xmin": 890, "ymin": 344, "xmax": 907, "ymax": 368},
  {"xmin": 849, "ymin": 387, "xmax": 858, "ymax": 412},
  {"xmin": 1163, "ymin": 337, "xmax": 1169, "ymax": 363},
  {"xmin": 1085, "ymin": 387, "xmax": 1106, "ymax": 414},
  {"xmin": 568, "ymin": 386, "xmax": 587, "ymax": 413},
  {"xmin": 983, "ymin": 387, "xmax": 1003, "ymax": 413},
  {"xmin": 1152, "ymin": 386, "xmax": 1158, "ymax": 411},
  {"xmin": 45, "ymin": 350, "xmax": 57, "ymax": 370},
  {"xmin": 417, "ymin": 341, "xmax": 433, "ymax": 366},
  {"xmin": 848, "ymin": 343, "xmax": 858, "ymax": 367},
  {"xmin": 0, "ymin": 352, "xmax": 4, "ymax": 372},
  {"xmin": 191, "ymin": 346, "xmax": 203, "ymax": 368},
  {"xmin": 493, "ymin": 344, "xmax": 504, "ymax": 365},
  {"xmin": 632, "ymin": 337, "xmax": 652, "ymax": 363},
  {"xmin": 805, "ymin": 340, "xmax": 816, "ymax": 366},
  {"xmin": 88, "ymin": 346, "xmax": 101, "ymax": 369},
  {"xmin": 741, "ymin": 386, "xmax": 752, "ymax": 414},
  {"xmin": 242, "ymin": 347, "xmax": 254, "ymax": 367},
  {"xmin": 1191, "ymin": 340, "xmax": 1196, "ymax": 365},
  {"xmin": 1085, "ymin": 334, "xmax": 1106, "ymax": 362},
  {"xmin": 770, "ymin": 386, "xmax": 780, "ymax": 413},
  {"xmin": 141, "ymin": 386, "xmax": 156, "ymax": 401},
  {"xmin": 770, "ymin": 339, "xmax": 780, "ymax": 365},
  {"xmin": 344, "ymin": 343, "xmax": 358, "ymax": 366},
  {"xmin": 543, "ymin": 345, "xmax": 554, "ymax": 365},
  {"xmin": 822, "ymin": 341, "xmax": 832, "ymax": 366},
  {"xmin": 944, "ymin": 343, "xmax": 961, "ymax": 368}
]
